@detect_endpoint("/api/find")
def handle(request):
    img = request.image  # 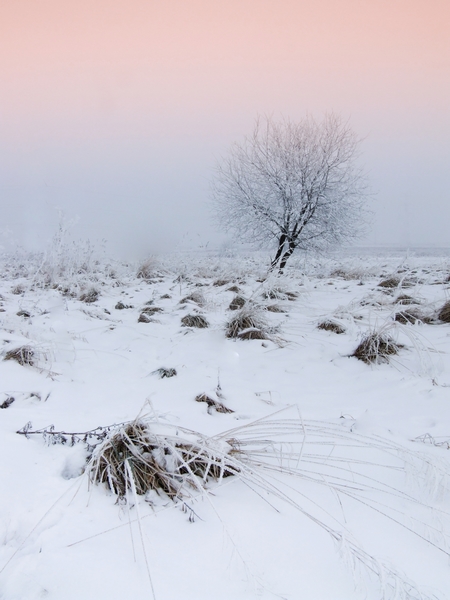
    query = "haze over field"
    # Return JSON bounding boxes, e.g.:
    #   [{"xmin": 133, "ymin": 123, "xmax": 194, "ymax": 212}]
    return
[{"xmin": 0, "ymin": 0, "xmax": 449, "ymax": 256}]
